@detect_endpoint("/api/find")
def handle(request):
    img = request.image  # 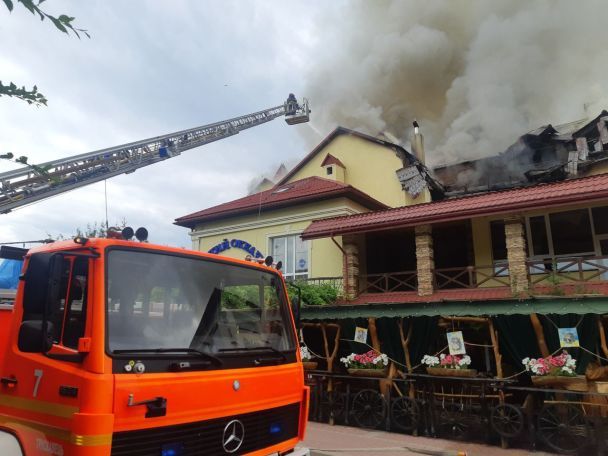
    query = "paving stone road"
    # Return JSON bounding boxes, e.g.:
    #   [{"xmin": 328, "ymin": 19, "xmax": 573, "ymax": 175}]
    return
[{"xmin": 301, "ymin": 422, "xmax": 556, "ymax": 456}]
